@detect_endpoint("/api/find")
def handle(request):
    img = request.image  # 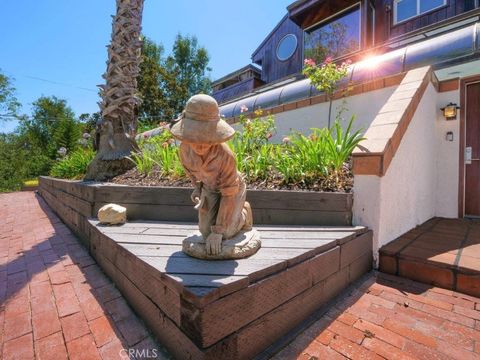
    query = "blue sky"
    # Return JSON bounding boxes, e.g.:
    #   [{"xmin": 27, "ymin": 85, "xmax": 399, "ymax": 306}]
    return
[{"xmin": 0, "ymin": 0, "xmax": 292, "ymax": 133}]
